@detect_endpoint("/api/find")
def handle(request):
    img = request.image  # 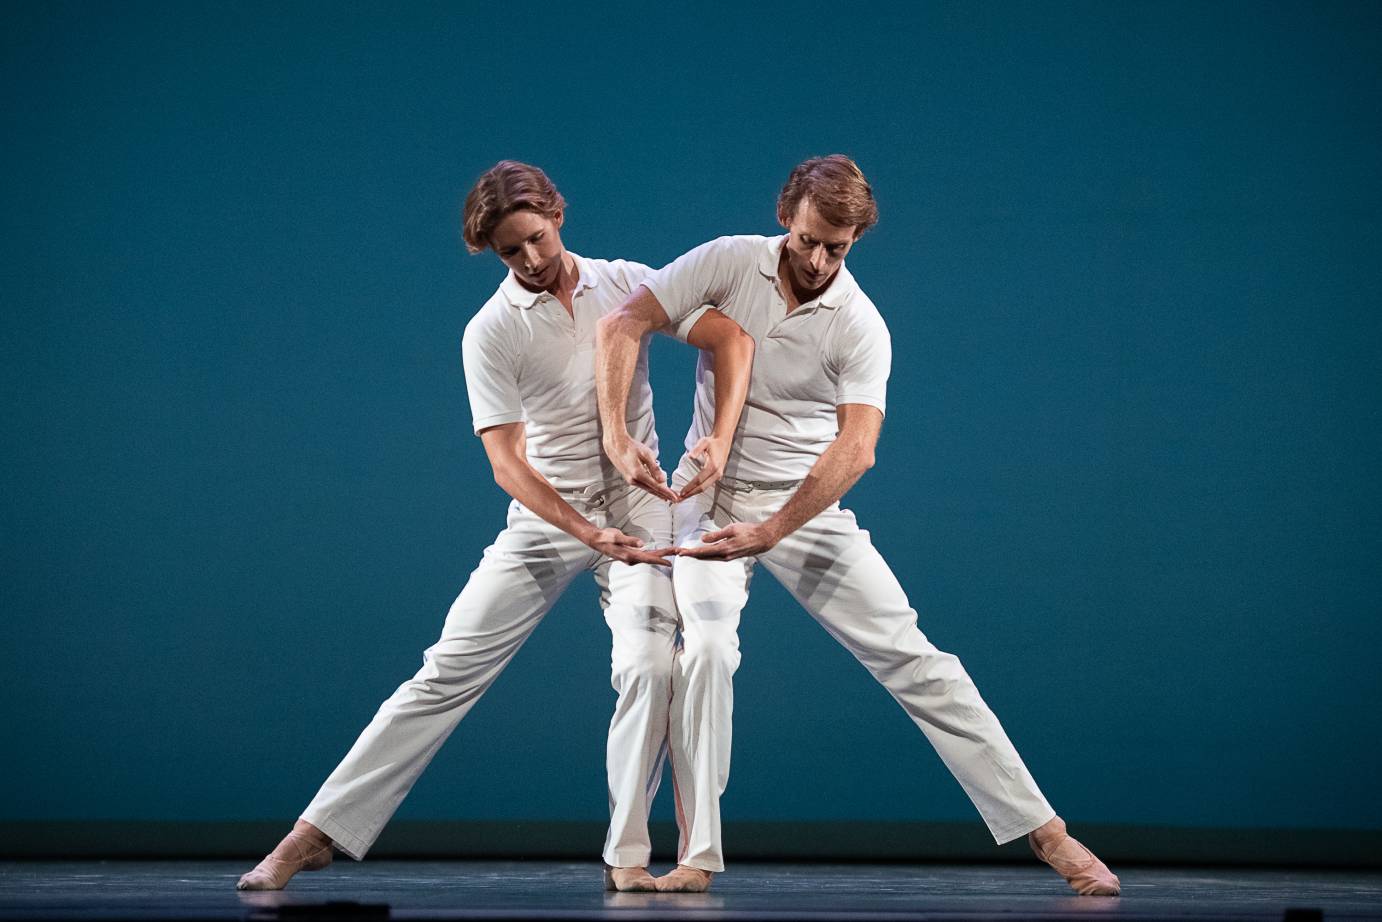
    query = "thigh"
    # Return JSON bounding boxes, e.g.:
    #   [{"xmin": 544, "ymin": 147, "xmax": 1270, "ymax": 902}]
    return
[
  {"xmin": 759, "ymin": 506, "xmax": 927, "ymax": 667},
  {"xmin": 435, "ymin": 500, "xmax": 595, "ymax": 648},
  {"xmin": 593, "ymin": 488, "xmax": 678, "ymax": 640},
  {"xmin": 671, "ymin": 487, "xmax": 754, "ymax": 632}
]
